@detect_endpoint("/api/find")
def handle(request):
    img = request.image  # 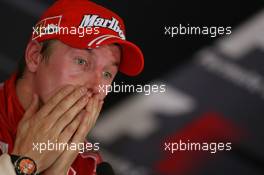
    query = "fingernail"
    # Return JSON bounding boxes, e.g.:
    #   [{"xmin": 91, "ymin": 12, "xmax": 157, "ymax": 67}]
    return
[
  {"xmin": 82, "ymin": 95, "xmax": 89, "ymax": 102},
  {"xmin": 80, "ymin": 87, "xmax": 87, "ymax": 95},
  {"xmin": 87, "ymin": 92, "xmax": 92, "ymax": 97}
]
